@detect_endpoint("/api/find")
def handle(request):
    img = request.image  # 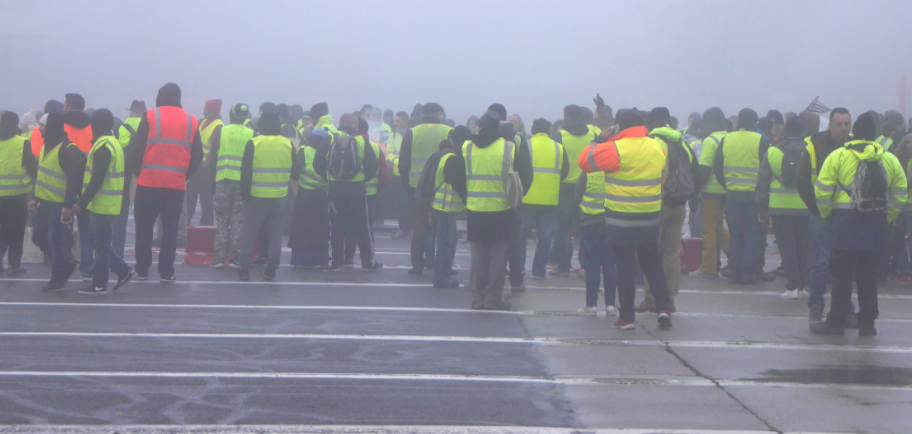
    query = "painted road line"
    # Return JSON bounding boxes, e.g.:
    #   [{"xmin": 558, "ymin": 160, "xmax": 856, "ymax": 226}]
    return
[
  {"xmin": 0, "ymin": 425, "xmax": 784, "ymax": 434},
  {"xmin": 0, "ymin": 301, "xmax": 524, "ymax": 315}
]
